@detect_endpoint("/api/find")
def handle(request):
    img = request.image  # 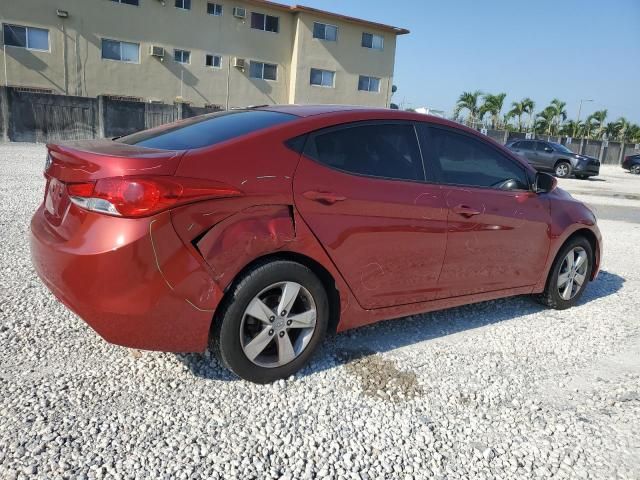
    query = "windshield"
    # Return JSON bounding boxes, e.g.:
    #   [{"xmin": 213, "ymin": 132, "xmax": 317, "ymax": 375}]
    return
[
  {"xmin": 549, "ymin": 142, "xmax": 574, "ymax": 154},
  {"xmin": 118, "ymin": 110, "xmax": 296, "ymax": 150}
]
